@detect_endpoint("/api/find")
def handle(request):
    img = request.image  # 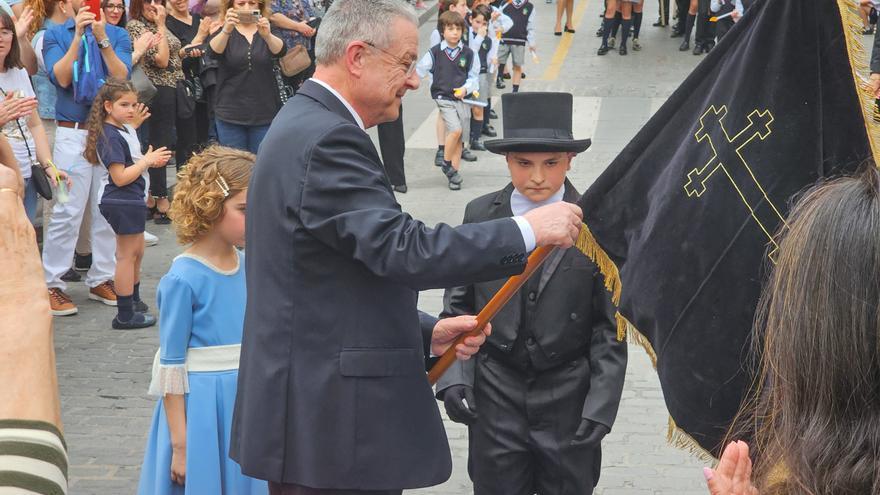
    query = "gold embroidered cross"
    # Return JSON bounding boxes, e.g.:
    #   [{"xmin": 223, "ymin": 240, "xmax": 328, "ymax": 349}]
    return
[{"xmin": 683, "ymin": 105, "xmax": 787, "ymax": 262}]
